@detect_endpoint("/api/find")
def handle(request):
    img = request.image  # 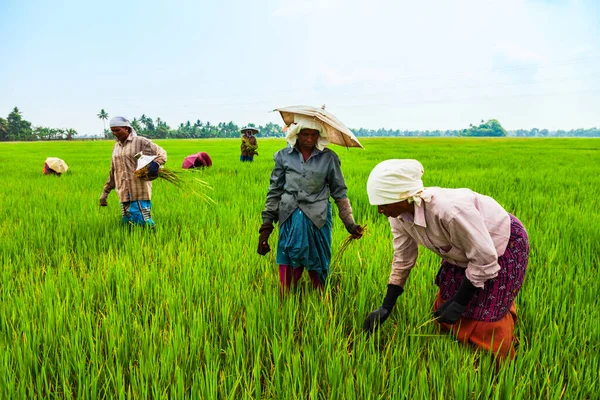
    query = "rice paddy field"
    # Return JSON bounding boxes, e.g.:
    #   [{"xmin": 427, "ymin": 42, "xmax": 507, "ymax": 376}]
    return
[{"xmin": 0, "ymin": 137, "xmax": 598, "ymax": 399}]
